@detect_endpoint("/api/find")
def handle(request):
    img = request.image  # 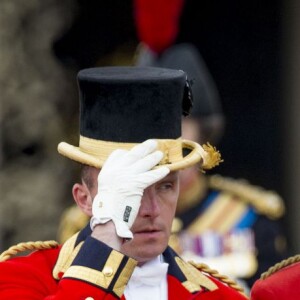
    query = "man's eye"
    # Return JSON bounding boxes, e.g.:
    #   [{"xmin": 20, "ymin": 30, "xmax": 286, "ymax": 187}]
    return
[{"xmin": 158, "ymin": 183, "xmax": 173, "ymax": 190}]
